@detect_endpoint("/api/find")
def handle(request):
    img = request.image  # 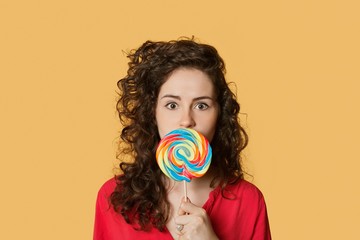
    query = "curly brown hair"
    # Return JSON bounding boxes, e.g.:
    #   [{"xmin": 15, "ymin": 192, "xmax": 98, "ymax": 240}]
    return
[{"xmin": 110, "ymin": 38, "xmax": 248, "ymax": 231}]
